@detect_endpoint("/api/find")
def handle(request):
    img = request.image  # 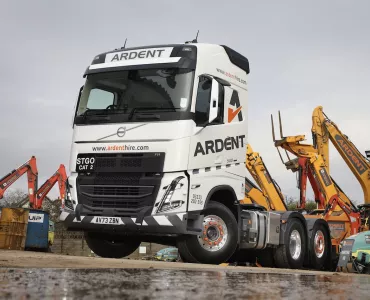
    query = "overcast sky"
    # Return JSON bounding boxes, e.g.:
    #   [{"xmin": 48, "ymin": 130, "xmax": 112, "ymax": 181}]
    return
[{"xmin": 0, "ymin": 0, "xmax": 369, "ymax": 203}]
